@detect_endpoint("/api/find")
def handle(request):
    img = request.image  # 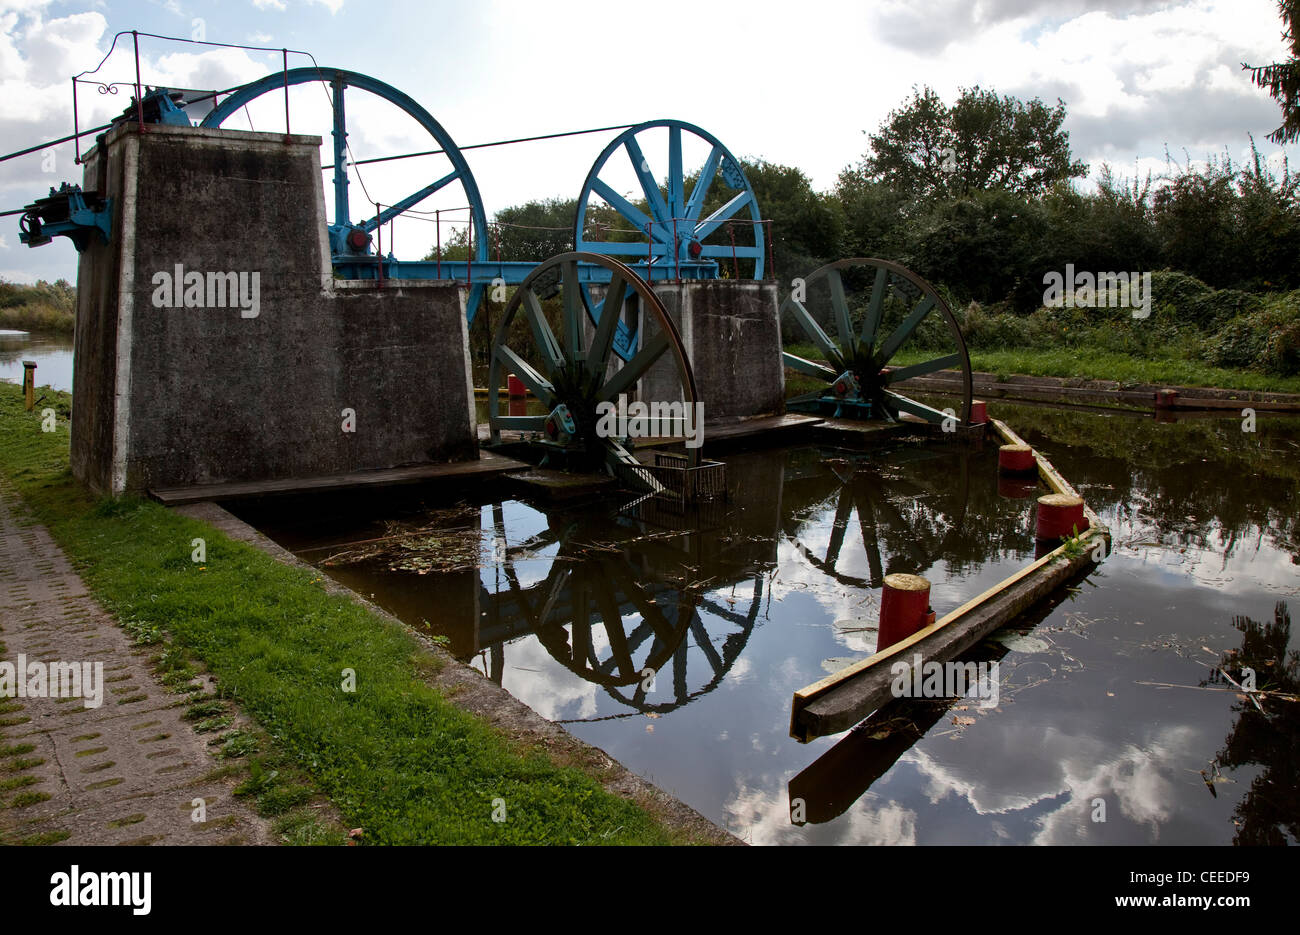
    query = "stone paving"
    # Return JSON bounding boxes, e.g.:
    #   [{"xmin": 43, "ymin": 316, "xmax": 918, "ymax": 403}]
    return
[{"xmin": 0, "ymin": 478, "xmax": 272, "ymax": 845}]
